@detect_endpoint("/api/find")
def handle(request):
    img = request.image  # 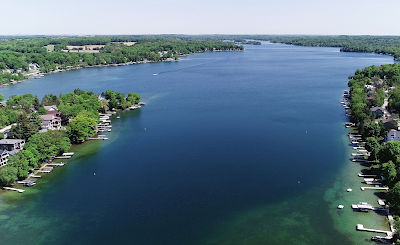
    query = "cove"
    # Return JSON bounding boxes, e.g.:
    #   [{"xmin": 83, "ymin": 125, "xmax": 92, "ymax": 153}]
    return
[{"xmin": 0, "ymin": 42, "xmax": 394, "ymax": 245}]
